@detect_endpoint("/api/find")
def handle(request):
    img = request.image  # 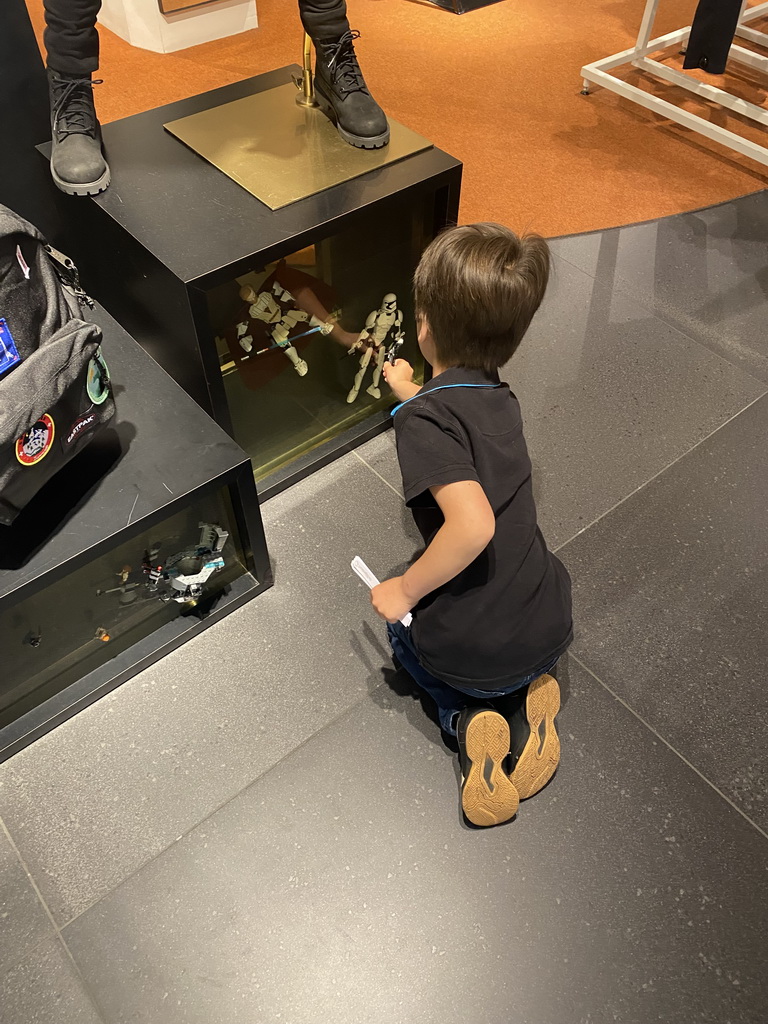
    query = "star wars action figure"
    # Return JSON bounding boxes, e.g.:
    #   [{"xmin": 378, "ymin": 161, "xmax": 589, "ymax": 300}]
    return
[
  {"xmin": 346, "ymin": 293, "xmax": 404, "ymax": 403},
  {"xmin": 41, "ymin": 0, "xmax": 388, "ymax": 196},
  {"xmin": 95, "ymin": 523, "xmax": 228, "ymax": 610},
  {"xmin": 144, "ymin": 523, "xmax": 229, "ymax": 604},
  {"xmin": 237, "ymin": 281, "xmax": 334, "ymax": 377}
]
